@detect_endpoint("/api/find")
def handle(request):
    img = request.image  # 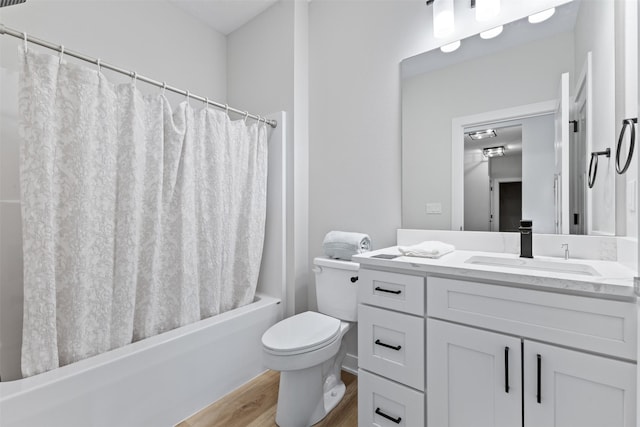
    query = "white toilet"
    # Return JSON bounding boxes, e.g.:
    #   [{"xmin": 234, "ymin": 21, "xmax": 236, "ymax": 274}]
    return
[{"xmin": 261, "ymin": 257, "xmax": 359, "ymax": 427}]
